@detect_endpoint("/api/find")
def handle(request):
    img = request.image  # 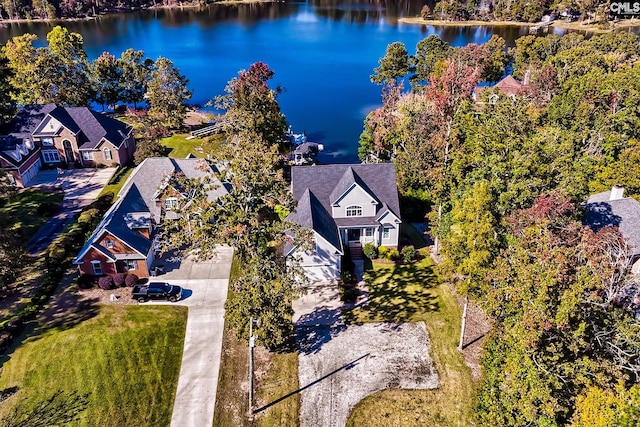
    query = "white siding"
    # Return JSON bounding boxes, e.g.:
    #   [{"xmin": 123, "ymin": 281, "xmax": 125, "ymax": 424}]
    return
[
  {"xmin": 290, "ymin": 232, "xmax": 341, "ymax": 282},
  {"xmin": 332, "ymin": 185, "xmax": 377, "ymax": 218}
]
